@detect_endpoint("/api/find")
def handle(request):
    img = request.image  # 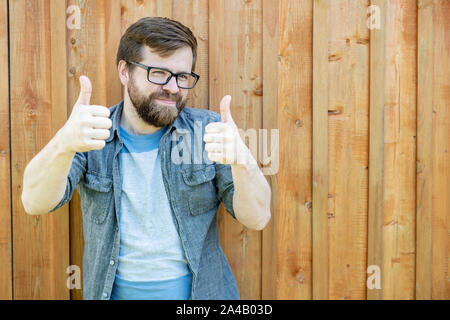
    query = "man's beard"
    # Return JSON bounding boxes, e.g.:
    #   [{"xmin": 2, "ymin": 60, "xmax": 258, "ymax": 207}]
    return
[{"xmin": 127, "ymin": 77, "xmax": 186, "ymax": 127}]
